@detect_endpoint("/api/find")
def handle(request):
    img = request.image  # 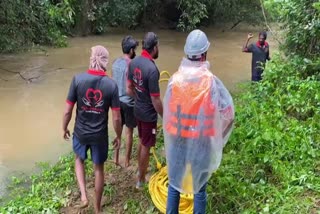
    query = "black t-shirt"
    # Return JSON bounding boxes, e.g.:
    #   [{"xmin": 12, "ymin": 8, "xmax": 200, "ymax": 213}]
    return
[
  {"xmin": 66, "ymin": 70, "xmax": 120, "ymax": 144},
  {"xmin": 247, "ymin": 42, "xmax": 270, "ymax": 74},
  {"xmin": 128, "ymin": 50, "xmax": 160, "ymax": 122}
]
